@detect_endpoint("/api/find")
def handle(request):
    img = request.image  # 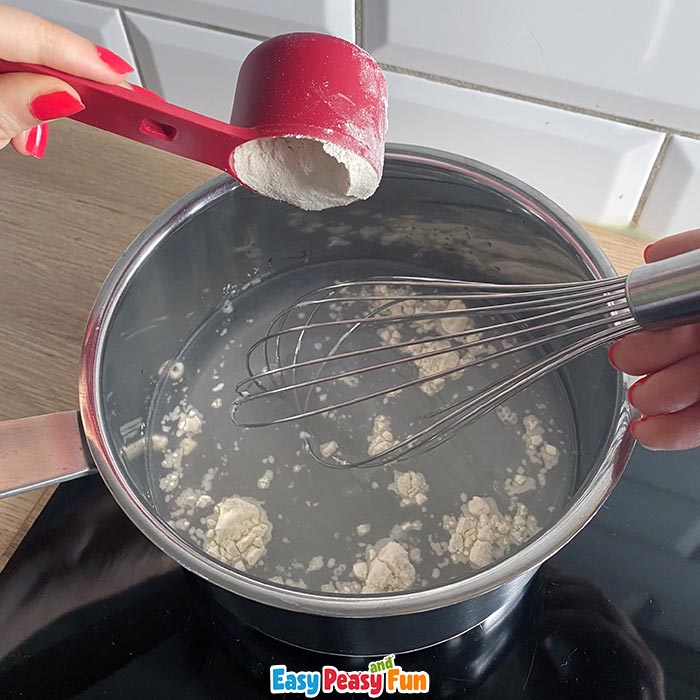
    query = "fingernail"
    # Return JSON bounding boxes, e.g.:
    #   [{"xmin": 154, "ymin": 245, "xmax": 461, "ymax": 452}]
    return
[
  {"xmin": 608, "ymin": 339, "xmax": 622, "ymax": 369},
  {"xmin": 131, "ymin": 84, "xmax": 165, "ymax": 101},
  {"xmin": 30, "ymin": 91, "xmax": 85, "ymax": 121},
  {"xmin": 96, "ymin": 46, "xmax": 134, "ymax": 74},
  {"xmin": 629, "ymin": 416, "xmax": 649, "ymax": 438},
  {"xmin": 25, "ymin": 123, "xmax": 48, "ymax": 159},
  {"xmin": 643, "ymin": 243, "xmax": 653, "ymax": 263},
  {"xmin": 626, "ymin": 374, "xmax": 650, "ymax": 404}
]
